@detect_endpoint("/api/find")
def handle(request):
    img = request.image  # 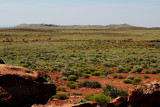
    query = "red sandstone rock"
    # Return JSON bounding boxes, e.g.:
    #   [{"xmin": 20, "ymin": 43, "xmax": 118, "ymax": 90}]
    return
[
  {"xmin": 128, "ymin": 81, "xmax": 160, "ymax": 107},
  {"xmin": 0, "ymin": 64, "xmax": 56, "ymax": 107},
  {"xmin": 70, "ymin": 101, "xmax": 98, "ymax": 107},
  {"xmin": 106, "ymin": 96, "xmax": 128, "ymax": 107},
  {"xmin": 105, "ymin": 81, "xmax": 160, "ymax": 107}
]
